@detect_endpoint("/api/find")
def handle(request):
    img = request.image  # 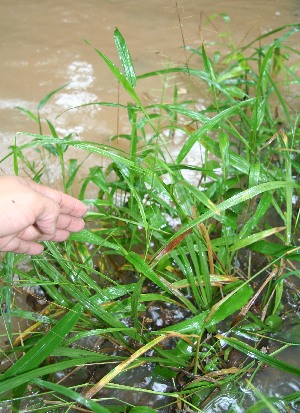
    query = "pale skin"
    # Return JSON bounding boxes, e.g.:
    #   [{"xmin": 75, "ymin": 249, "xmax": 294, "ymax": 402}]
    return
[{"xmin": 0, "ymin": 175, "xmax": 87, "ymax": 255}]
